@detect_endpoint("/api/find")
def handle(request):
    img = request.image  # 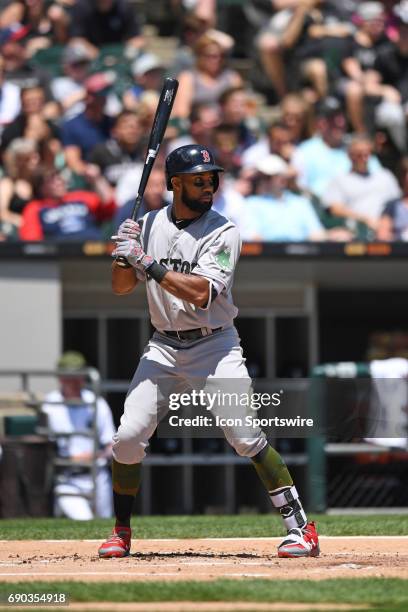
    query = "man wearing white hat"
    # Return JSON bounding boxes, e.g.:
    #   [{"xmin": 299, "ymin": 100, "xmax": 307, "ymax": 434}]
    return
[
  {"xmin": 240, "ymin": 154, "xmax": 327, "ymax": 242},
  {"xmin": 122, "ymin": 53, "xmax": 165, "ymax": 111}
]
